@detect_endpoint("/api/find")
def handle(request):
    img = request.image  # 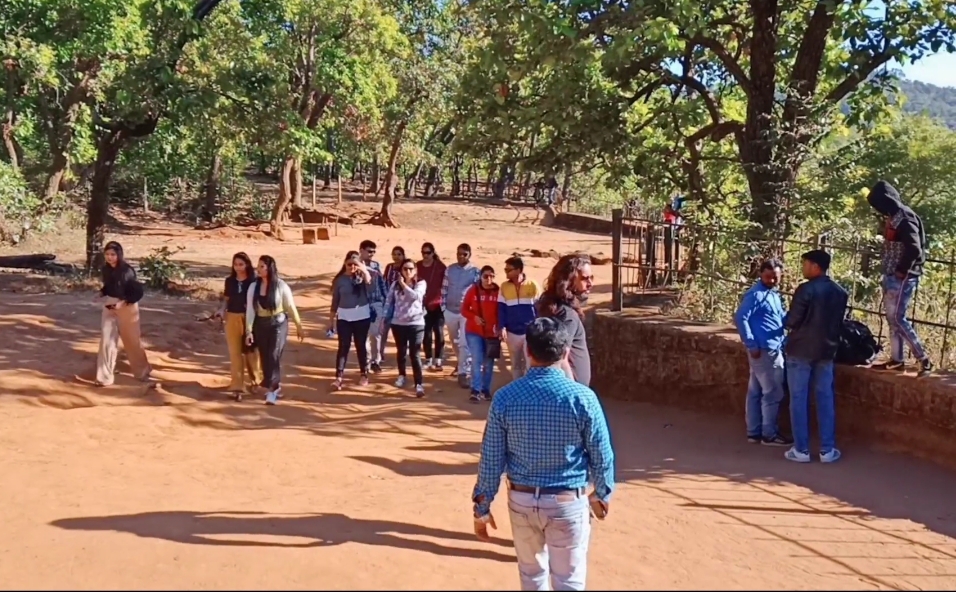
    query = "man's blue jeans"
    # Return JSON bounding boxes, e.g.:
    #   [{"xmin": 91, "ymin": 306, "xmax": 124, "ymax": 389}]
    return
[
  {"xmin": 882, "ymin": 274, "xmax": 928, "ymax": 362},
  {"xmin": 786, "ymin": 357, "xmax": 836, "ymax": 455},
  {"xmin": 746, "ymin": 349, "xmax": 785, "ymax": 439},
  {"xmin": 508, "ymin": 490, "xmax": 591, "ymax": 591}
]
